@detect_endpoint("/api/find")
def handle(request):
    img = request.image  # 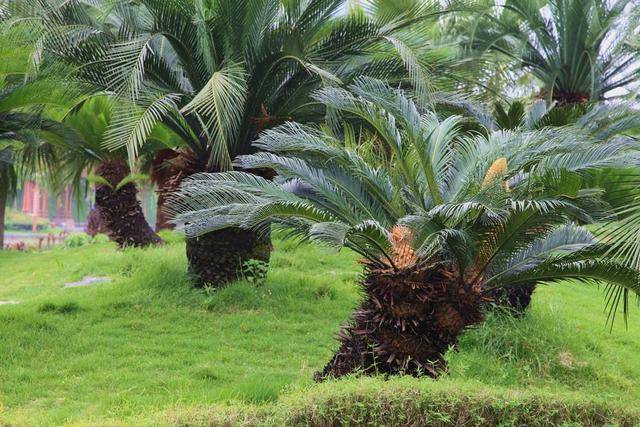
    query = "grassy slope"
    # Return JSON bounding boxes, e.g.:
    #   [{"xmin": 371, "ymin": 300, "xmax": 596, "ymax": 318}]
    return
[{"xmin": 0, "ymin": 234, "xmax": 639, "ymax": 425}]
